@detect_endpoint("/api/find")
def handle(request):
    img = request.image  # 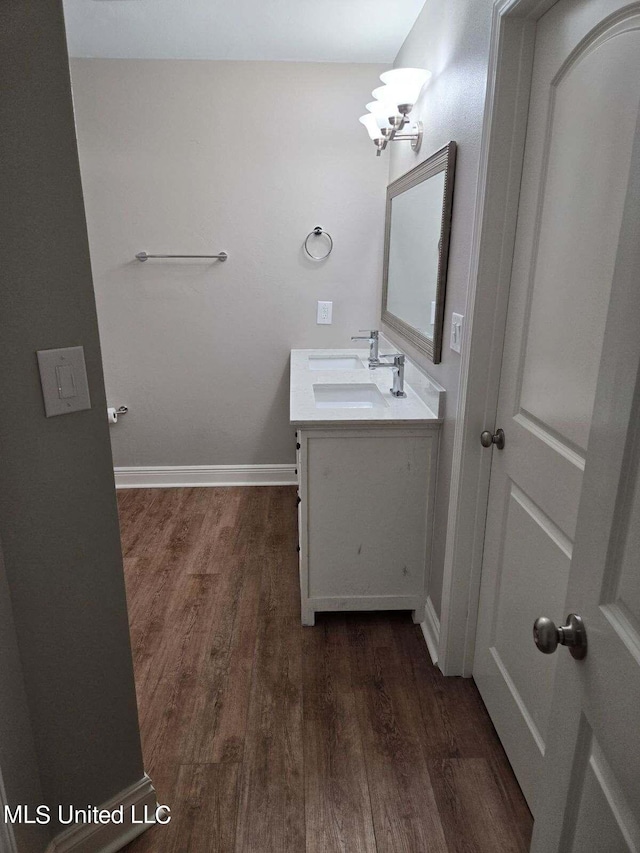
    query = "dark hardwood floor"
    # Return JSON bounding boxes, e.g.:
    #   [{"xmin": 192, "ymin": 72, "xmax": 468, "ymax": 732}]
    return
[{"xmin": 119, "ymin": 486, "xmax": 532, "ymax": 852}]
